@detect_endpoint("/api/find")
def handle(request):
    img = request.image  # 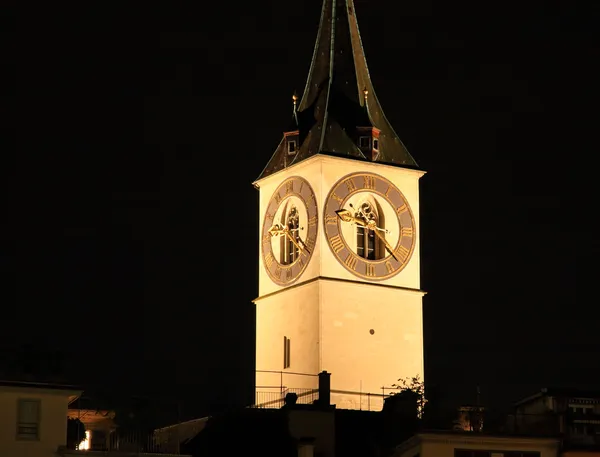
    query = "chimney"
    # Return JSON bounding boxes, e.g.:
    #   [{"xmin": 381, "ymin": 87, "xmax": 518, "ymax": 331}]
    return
[{"xmin": 318, "ymin": 371, "xmax": 331, "ymax": 406}]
